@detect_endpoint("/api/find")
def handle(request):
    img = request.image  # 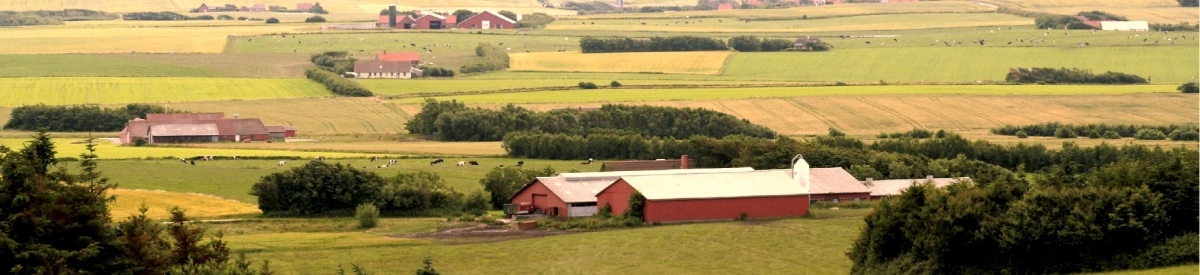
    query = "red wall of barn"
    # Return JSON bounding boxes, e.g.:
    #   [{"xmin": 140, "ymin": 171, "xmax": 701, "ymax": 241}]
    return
[
  {"xmin": 644, "ymin": 195, "xmax": 809, "ymax": 223},
  {"xmin": 460, "ymin": 13, "xmax": 513, "ymax": 29},
  {"xmin": 415, "ymin": 17, "xmax": 445, "ymax": 29},
  {"xmin": 810, "ymin": 192, "xmax": 870, "ymax": 202},
  {"xmin": 597, "ymin": 180, "xmax": 636, "ymax": 215},
  {"xmin": 509, "ymin": 180, "xmax": 569, "ymax": 218}
]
